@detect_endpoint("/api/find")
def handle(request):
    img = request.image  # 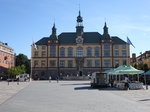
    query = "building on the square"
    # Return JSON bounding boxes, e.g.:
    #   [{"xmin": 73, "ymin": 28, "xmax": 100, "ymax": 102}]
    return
[
  {"xmin": 131, "ymin": 51, "xmax": 150, "ymax": 68},
  {"xmin": 0, "ymin": 41, "xmax": 15, "ymax": 75},
  {"xmin": 31, "ymin": 11, "xmax": 130, "ymax": 79}
]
